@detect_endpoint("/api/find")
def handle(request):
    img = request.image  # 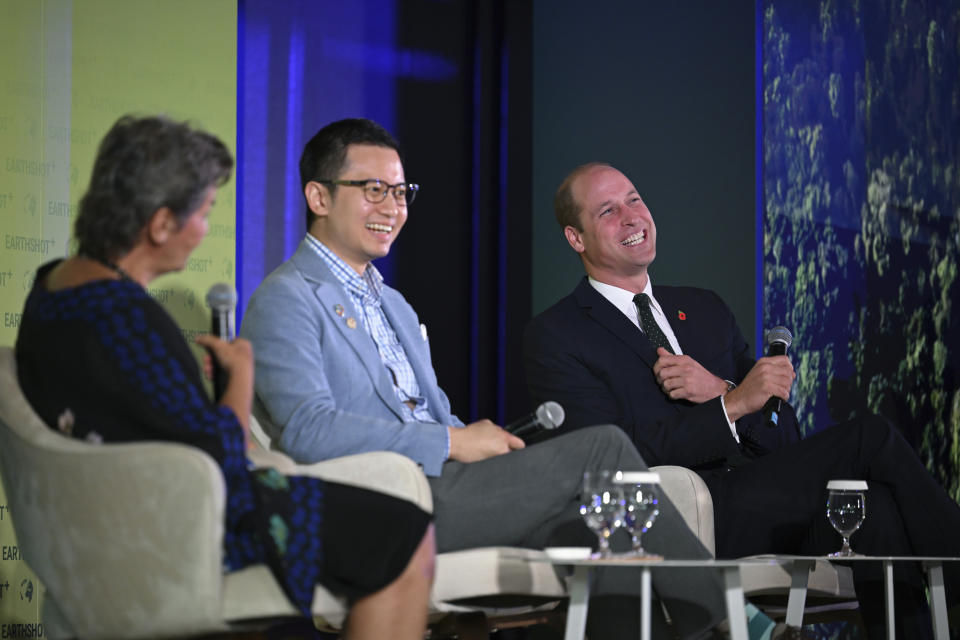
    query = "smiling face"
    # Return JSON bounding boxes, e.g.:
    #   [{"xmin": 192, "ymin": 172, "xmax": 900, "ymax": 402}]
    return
[
  {"xmin": 564, "ymin": 165, "xmax": 657, "ymax": 292},
  {"xmin": 305, "ymin": 143, "xmax": 407, "ymax": 275}
]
